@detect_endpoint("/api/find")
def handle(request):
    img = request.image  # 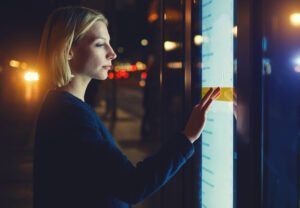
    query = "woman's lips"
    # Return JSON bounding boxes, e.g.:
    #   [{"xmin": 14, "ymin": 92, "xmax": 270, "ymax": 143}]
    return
[{"xmin": 103, "ymin": 65, "xmax": 112, "ymax": 70}]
